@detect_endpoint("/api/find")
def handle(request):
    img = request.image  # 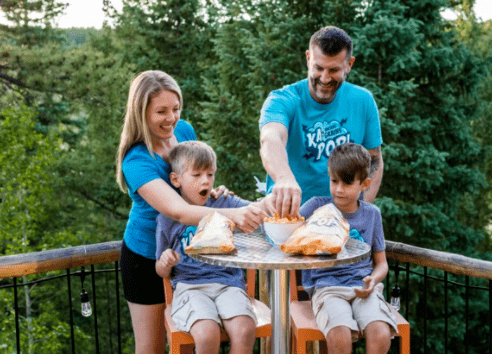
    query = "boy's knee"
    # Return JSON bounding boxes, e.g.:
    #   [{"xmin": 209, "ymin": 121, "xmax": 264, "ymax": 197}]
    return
[
  {"xmin": 364, "ymin": 321, "xmax": 391, "ymax": 351},
  {"xmin": 326, "ymin": 326, "xmax": 352, "ymax": 354},
  {"xmin": 227, "ymin": 316, "xmax": 256, "ymax": 344},
  {"xmin": 191, "ymin": 320, "xmax": 221, "ymax": 347}
]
